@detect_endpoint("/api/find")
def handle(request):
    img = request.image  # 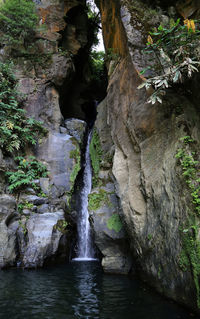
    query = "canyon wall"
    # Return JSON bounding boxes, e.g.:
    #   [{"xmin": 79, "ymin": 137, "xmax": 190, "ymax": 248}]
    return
[
  {"xmin": 96, "ymin": 0, "xmax": 200, "ymax": 311},
  {"xmin": 0, "ymin": 0, "xmax": 90, "ymax": 268}
]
